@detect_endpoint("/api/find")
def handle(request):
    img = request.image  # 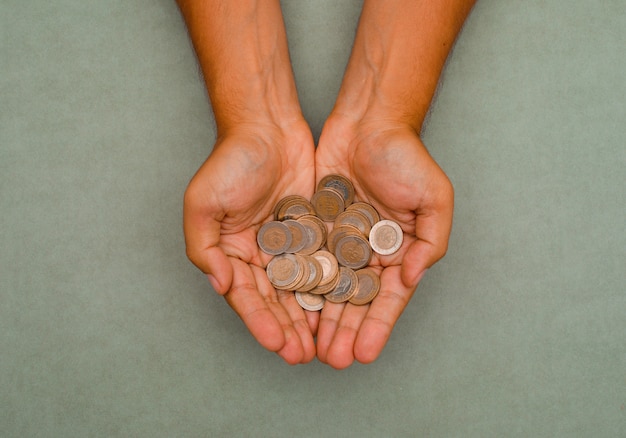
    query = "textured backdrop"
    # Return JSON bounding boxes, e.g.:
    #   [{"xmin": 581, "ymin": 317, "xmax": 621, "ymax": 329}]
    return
[{"xmin": 2, "ymin": 0, "xmax": 625, "ymax": 436}]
